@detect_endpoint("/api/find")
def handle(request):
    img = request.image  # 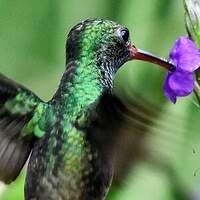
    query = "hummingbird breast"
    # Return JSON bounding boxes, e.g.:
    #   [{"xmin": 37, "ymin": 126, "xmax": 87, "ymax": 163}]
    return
[{"xmin": 25, "ymin": 96, "xmax": 117, "ymax": 200}]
